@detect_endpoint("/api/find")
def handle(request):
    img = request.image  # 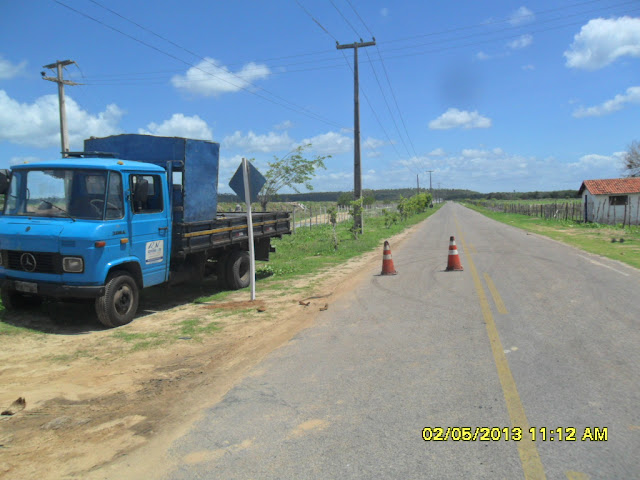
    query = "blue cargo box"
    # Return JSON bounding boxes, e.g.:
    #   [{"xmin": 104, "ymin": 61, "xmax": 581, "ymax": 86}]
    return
[{"xmin": 84, "ymin": 134, "xmax": 220, "ymax": 223}]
